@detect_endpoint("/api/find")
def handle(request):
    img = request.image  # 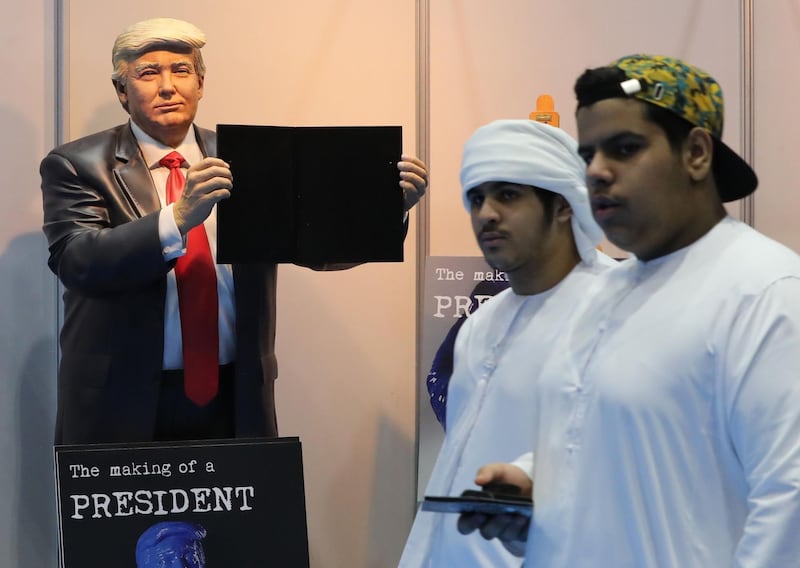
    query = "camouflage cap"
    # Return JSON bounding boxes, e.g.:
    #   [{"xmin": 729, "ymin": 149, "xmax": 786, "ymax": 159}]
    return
[
  {"xmin": 614, "ymin": 55, "xmax": 725, "ymax": 137},
  {"xmin": 578, "ymin": 54, "xmax": 757, "ymax": 202}
]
